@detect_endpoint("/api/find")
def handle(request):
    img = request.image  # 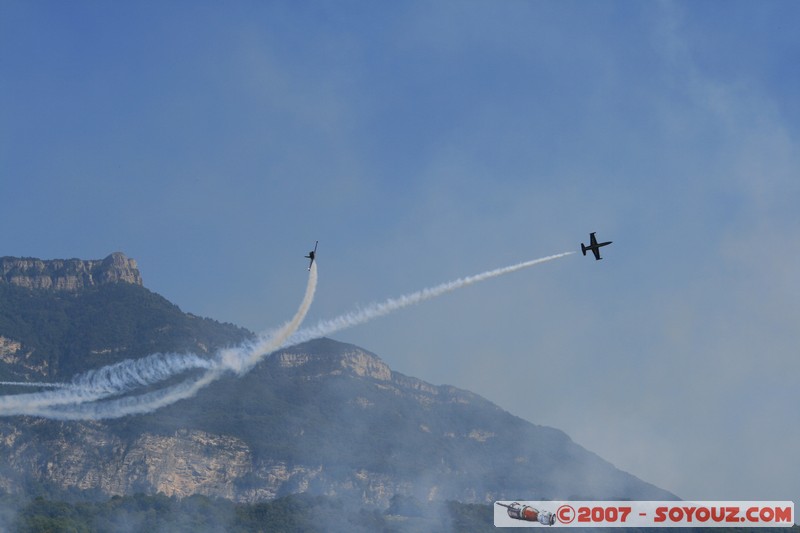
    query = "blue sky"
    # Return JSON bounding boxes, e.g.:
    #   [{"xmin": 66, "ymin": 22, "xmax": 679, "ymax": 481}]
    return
[{"xmin": 2, "ymin": 1, "xmax": 798, "ymax": 505}]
